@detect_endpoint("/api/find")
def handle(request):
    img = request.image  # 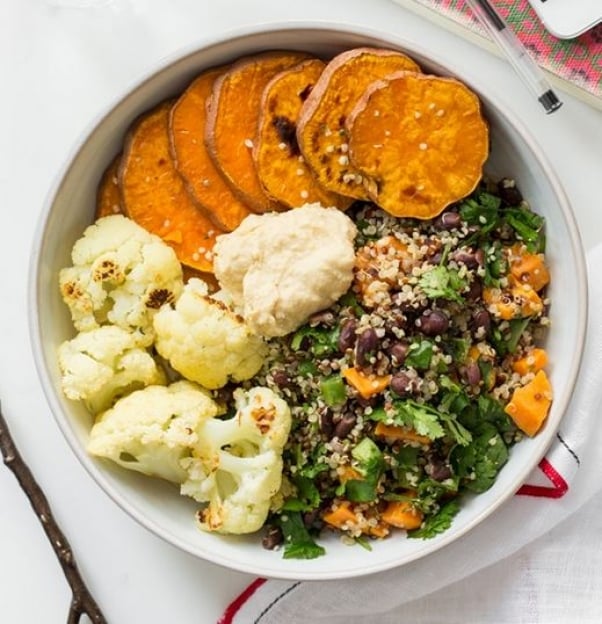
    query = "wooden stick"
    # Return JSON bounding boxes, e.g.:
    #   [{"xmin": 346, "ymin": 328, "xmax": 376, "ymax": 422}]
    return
[{"xmin": 0, "ymin": 404, "xmax": 107, "ymax": 623}]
